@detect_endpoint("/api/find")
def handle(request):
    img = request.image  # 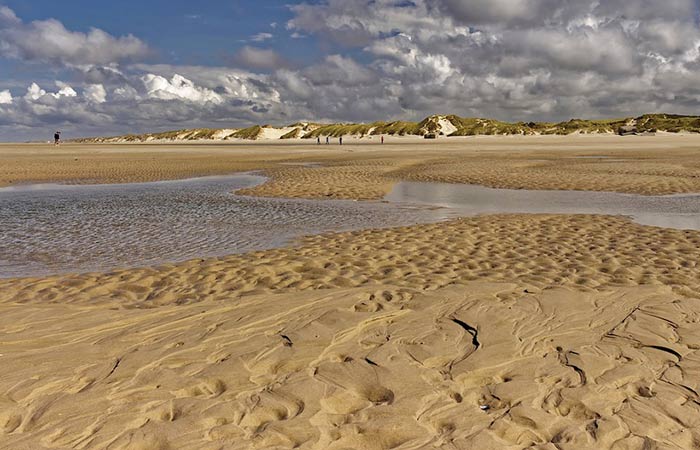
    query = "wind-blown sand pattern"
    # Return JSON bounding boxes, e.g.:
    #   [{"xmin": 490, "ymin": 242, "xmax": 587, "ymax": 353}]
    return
[
  {"xmin": 3, "ymin": 283, "xmax": 700, "ymax": 449},
  {"xmin": 3, "ymin": 136, "xmax": 700, "ymax": 449}
]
